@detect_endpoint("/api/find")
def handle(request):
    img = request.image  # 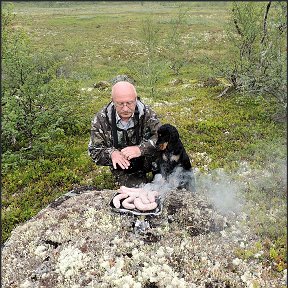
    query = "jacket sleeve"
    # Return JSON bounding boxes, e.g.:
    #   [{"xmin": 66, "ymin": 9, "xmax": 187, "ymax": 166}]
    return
[
  {"xmin": 88, "ymin": 112, "xmax": 115, "ymax": 166},
  {"xmin": 138, "ymin": 106, "xmax": 161, "ymax": 156}
]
